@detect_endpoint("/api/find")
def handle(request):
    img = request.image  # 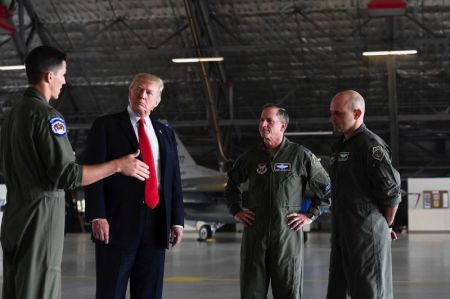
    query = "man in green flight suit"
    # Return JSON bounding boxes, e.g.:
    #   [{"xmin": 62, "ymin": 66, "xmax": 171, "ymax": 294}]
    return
[
  {"xmin": 326, "ymin": 90, "xmax": 401, "ymax": 299},
  {"xmin": 0, "ymin": 45, "xmax": 150, "ymax": 299},
  {"xmin": 225, "ymin": 103, "xmax": 331, "ymax": 299}
]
